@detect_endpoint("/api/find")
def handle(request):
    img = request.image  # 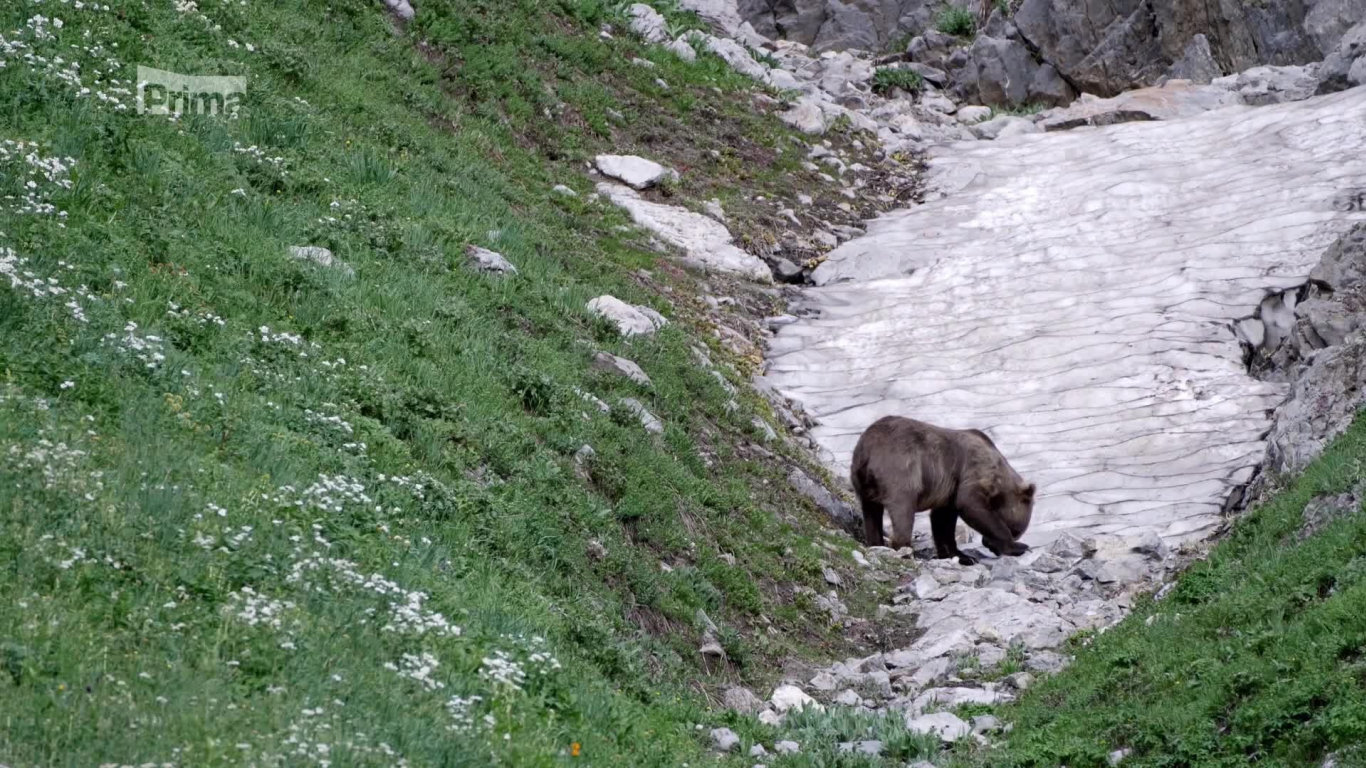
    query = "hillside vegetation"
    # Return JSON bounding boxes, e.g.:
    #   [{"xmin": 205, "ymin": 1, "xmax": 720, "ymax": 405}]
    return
[
  {"xmin": 947, "ymin": 416, "xmax": 1366, "ymax": 768},
  {"xmin": 6, "ymin": 1, "xmax": 1366, "ymax": 767},
  {"xmin": 0, "ymin": 1, "xmax": 910, "ymax": 764}
]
